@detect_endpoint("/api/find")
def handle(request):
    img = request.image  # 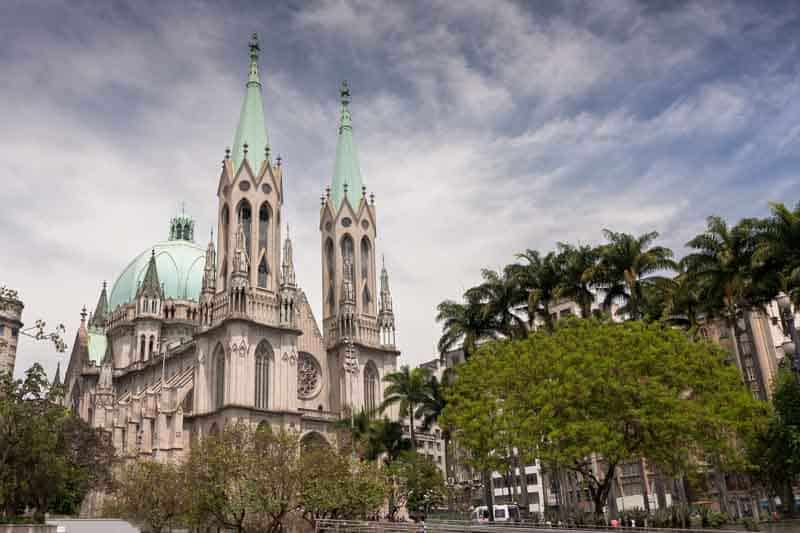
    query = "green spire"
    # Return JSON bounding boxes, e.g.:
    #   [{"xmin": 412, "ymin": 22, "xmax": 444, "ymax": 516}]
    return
[
  {"xmin": 331, "ymin": 81, "xmax": 364, "ymax": 209},
  {"xmin": 137, "ymin": 250, "xmax": 162, "ymax": 298},
  {"xmin": 89, "ymin": 281, "xmax": 109, "ymax": 329},
  {"xmin": 232, "ymin": 33, "xmax": 269, "ymax": 173}
]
